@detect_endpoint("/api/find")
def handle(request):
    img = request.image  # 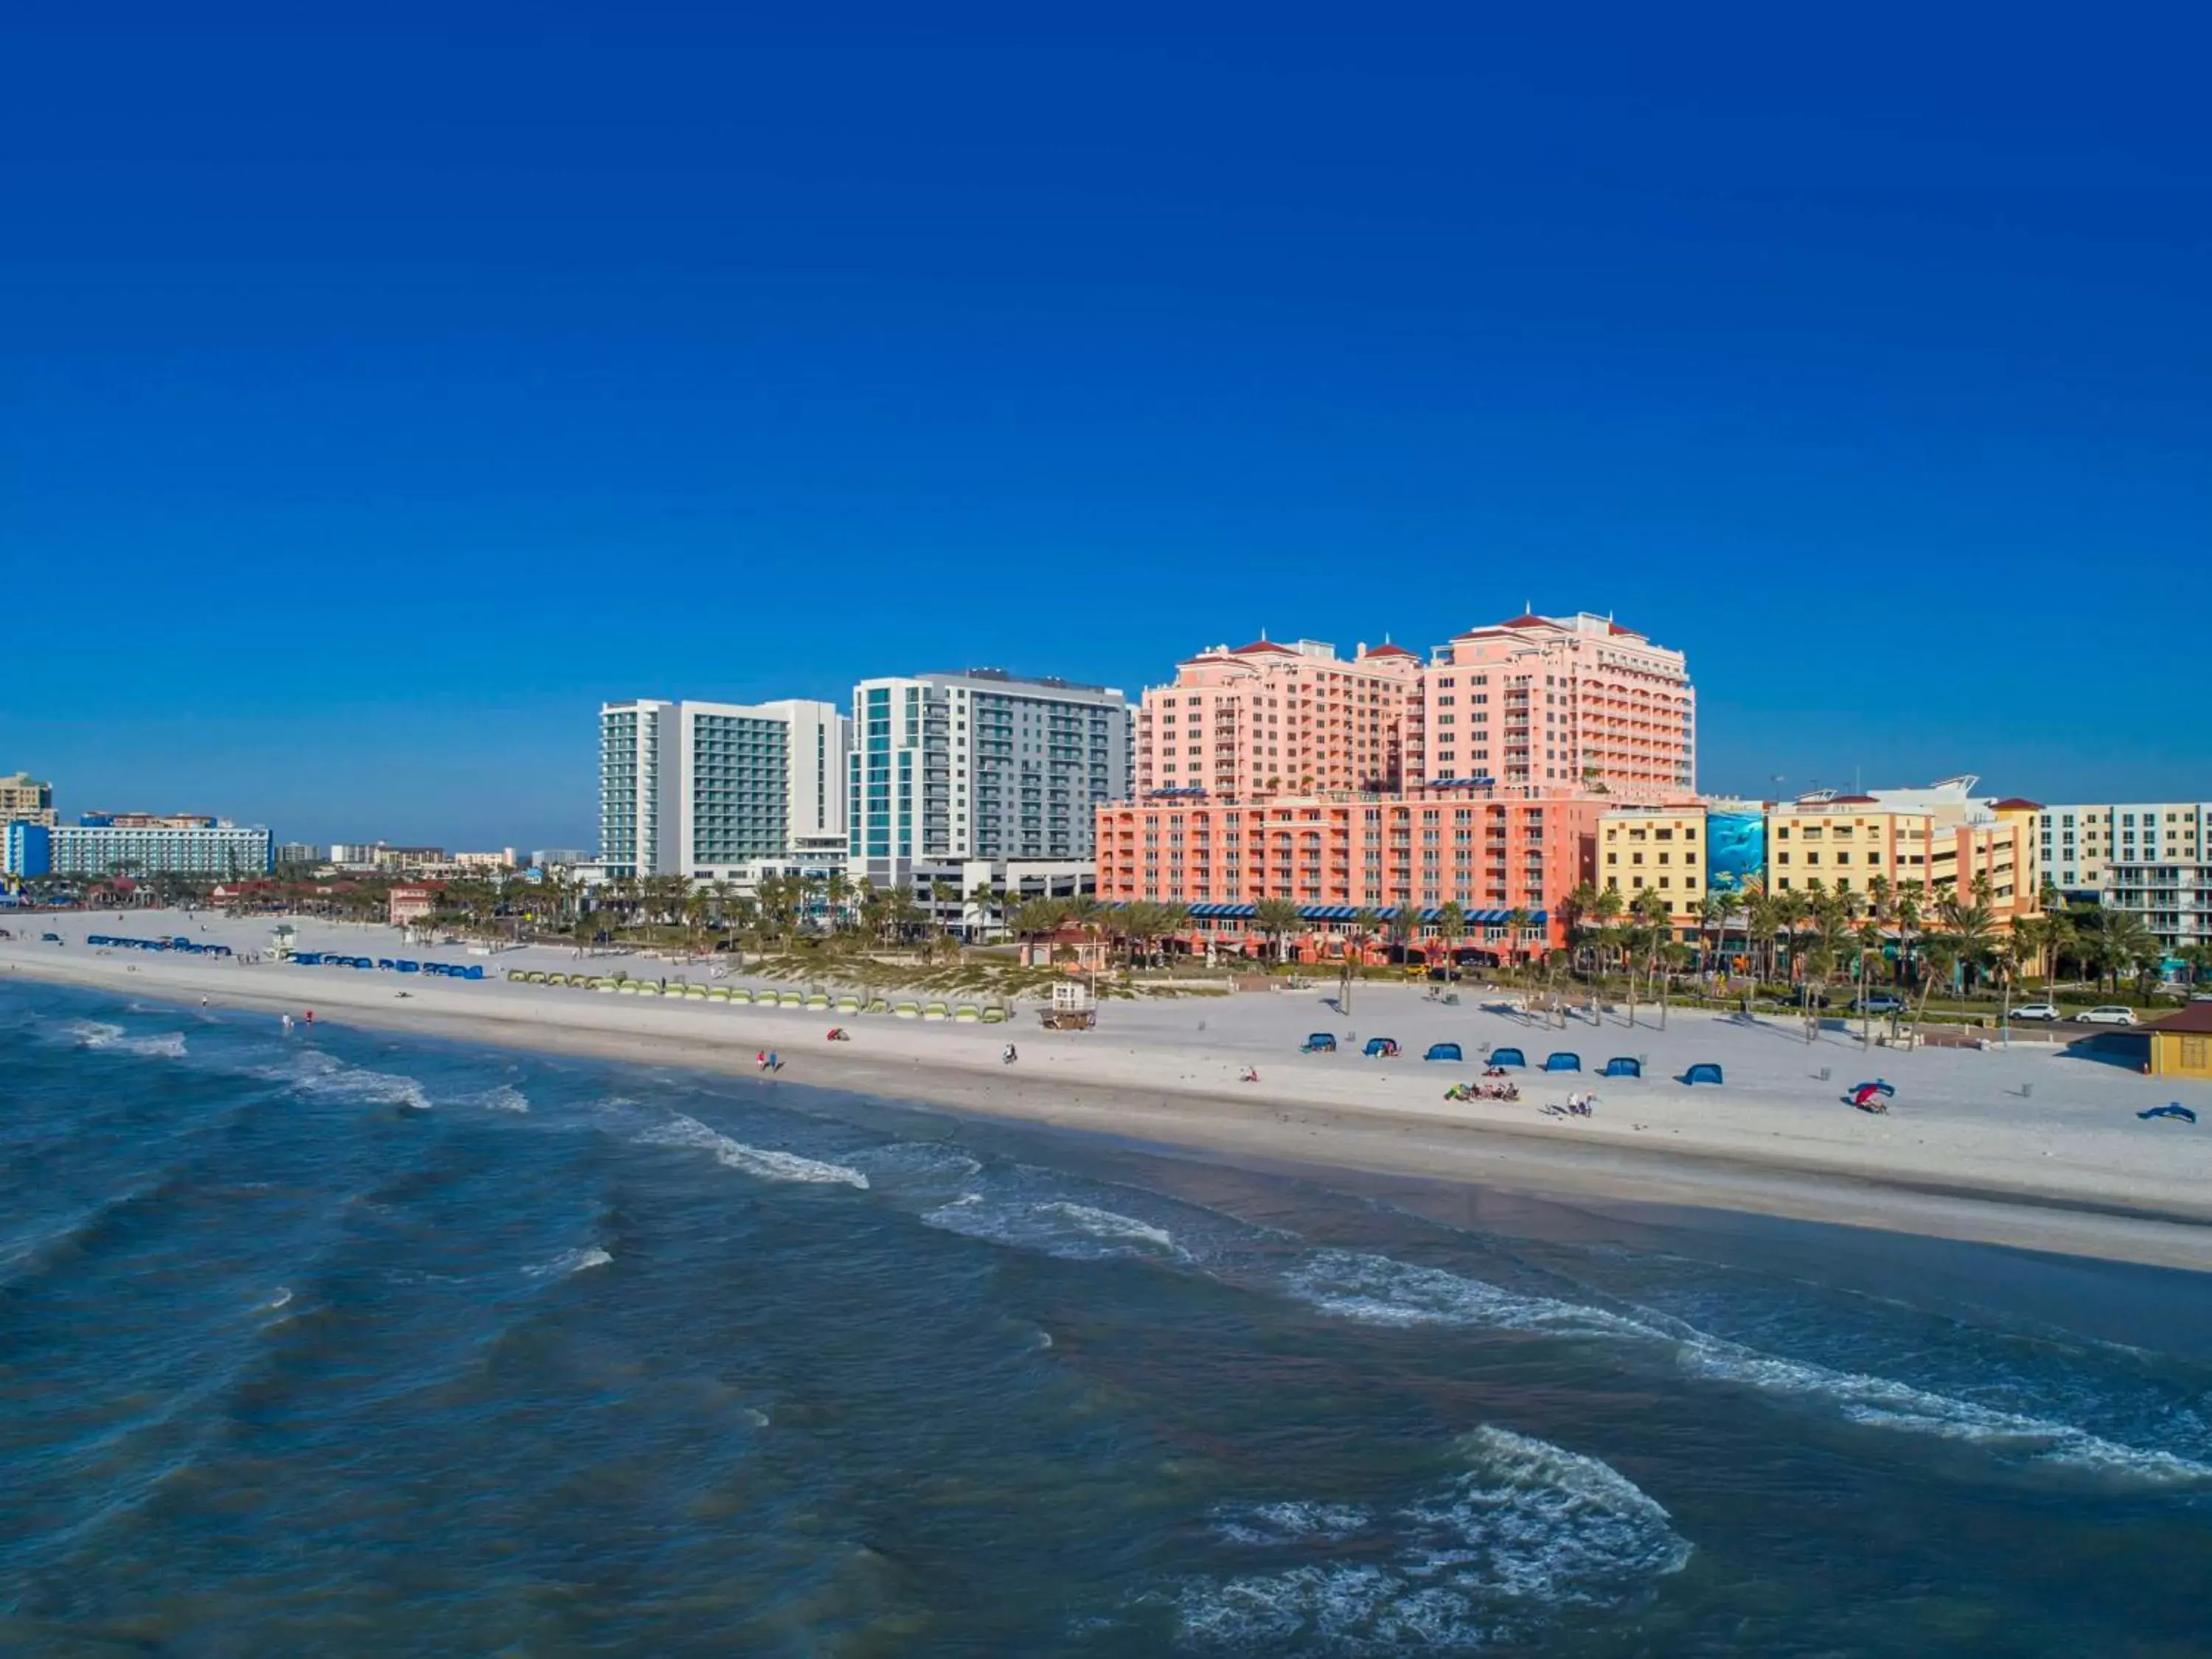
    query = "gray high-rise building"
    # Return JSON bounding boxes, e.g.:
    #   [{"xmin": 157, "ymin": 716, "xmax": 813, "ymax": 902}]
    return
[{"xmin": 847, "ymin": 669, "xmax": 1129, "ymax": 889}]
